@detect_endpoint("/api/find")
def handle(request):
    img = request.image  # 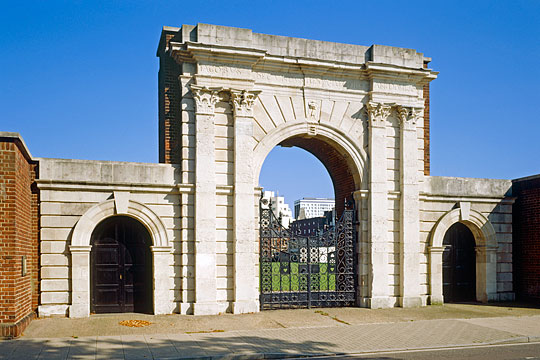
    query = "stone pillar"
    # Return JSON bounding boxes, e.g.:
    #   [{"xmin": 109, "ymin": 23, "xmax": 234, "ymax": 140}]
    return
[
  {"xmin": 191, "ymin": 85, "xmax": 221, "ymax": 315},
  {"xmin": 396, "ymin": 106, "xmax": 422, "ymax": 307},
  {"xmin": 69, "ymin": 245, "xmax": 92, "ymax": 318},
  {"xmin": 366, "ymin": 102, "xmax": 391, "ymax": 308},
  {"xmin": 151, "ymin": 246, "xmax": 174, "ymax": 315},
  {"xmin": 428, "ymin": 246, "xmax": 445, "ymax": 305},
  {"xmin": 230, "ymin": 89, "xmax": 261, "ymax": 314},
  {"xmin": 353, "ymin": 190, "xmax": 368, "ymax": 303},
  {"xmin": 475, "ymin": 245, "xmax": 498, "ymax": 302}
]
